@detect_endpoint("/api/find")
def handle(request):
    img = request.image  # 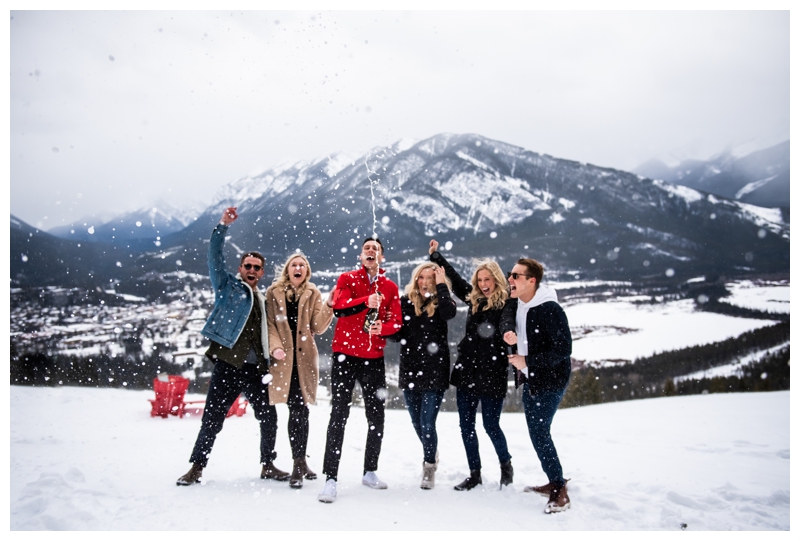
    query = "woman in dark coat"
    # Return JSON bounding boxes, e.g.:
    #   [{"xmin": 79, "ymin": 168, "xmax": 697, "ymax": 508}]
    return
[
  {"xmin": 429, "ymin": 239, "xmax": 513, "ymax": 491},
  {"xmin": 386, "ymin": 261, "xmax": 456, "ymax": 490}
]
